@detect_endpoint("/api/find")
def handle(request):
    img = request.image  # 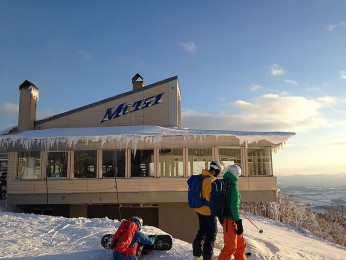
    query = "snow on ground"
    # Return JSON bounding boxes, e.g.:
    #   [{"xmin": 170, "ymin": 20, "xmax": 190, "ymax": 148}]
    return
[{"xmin": 0, "ymin": 201, "xmax": 345, "ymax": 260}]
